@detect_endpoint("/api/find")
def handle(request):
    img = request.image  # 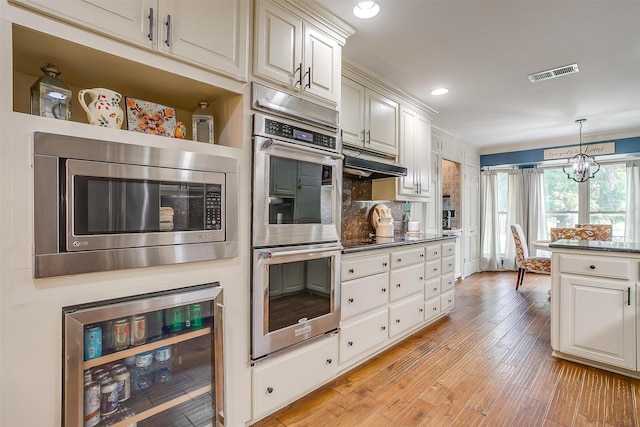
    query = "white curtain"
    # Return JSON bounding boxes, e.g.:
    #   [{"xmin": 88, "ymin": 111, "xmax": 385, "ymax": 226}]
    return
[
  {"xmin": 524, "ymin": 168, "xmax": 547, "ymax": 254},
  {"xmin": 503, "ymin": 170, "xmax": 524, "ymax": 270},
  {"xmin": 625, "ymin": 161, "xmax": 640, "ymax": 242},
  {"xmin": 480, "ymin": 170, "xmax": 501, "ymax": 271}
]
